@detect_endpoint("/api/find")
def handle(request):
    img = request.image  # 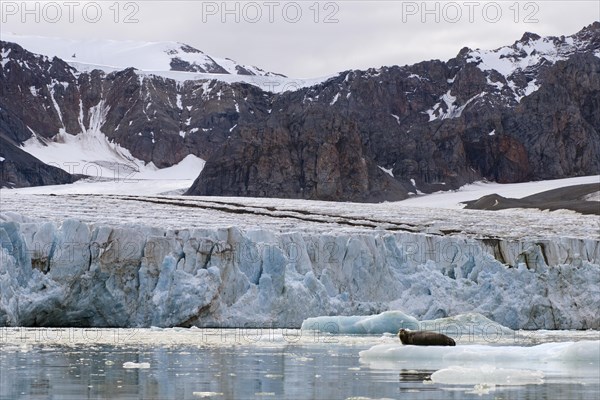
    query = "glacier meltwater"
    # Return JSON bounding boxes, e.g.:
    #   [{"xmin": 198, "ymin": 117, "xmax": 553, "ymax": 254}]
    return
[{"xmin": 0, "ymin": 210, "xmax": 598, "ymax": 329}]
